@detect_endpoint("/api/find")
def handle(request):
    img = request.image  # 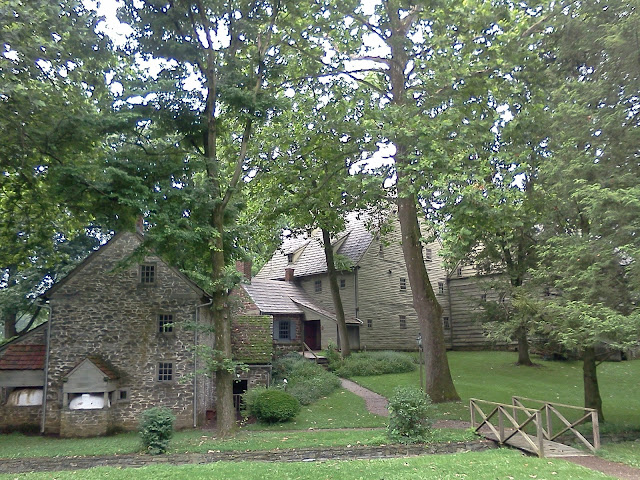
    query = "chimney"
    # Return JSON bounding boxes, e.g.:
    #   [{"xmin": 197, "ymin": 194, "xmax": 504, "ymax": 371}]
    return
[
  {"xmin": 284, "ymin": 268, "xmax": 295, "ymax": 282},
  {"xmin": 236, "ymin": 260, "xmax": 252, "ymax": 281},
  {"xmin": 135, "ymin": 215, "xmax": 144, "ymax": 235}
]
